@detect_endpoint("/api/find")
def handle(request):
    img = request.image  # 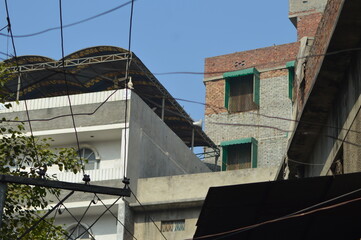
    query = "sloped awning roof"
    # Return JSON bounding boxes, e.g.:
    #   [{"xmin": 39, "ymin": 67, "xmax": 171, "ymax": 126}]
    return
[
  {"xmin": 1, "ymin": 46, "xmax": 217, "ymax": 149},
  {"xmin": 194, "ymin": 172, "xmax": 361, "ymax": 240}
]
